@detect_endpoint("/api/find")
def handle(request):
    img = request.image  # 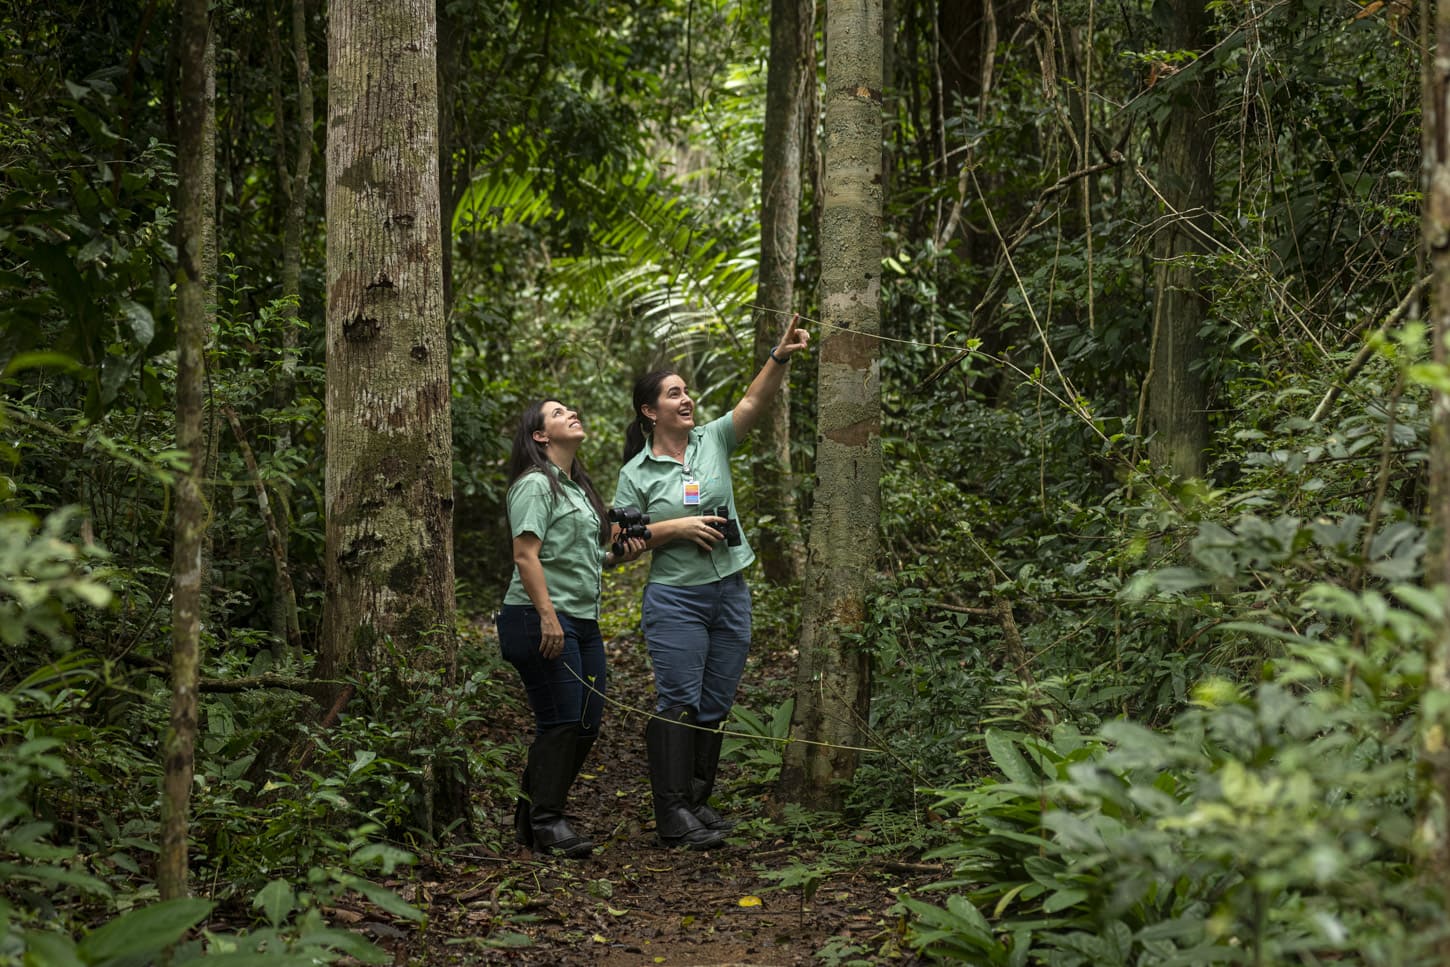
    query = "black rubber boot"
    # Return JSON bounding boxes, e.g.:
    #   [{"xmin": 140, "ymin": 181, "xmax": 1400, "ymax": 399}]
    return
[
  {"xmin": 573, "ymin": 730, "xmax": 597, "ymax": 783},
  {"xmin": 646, "ymin": 707, "xmax": 727, "ymax": 850},
  {"xmin": 690, "ymin": 719, "xmax": 735, "ymax": 832},
  {"xmin": 513, "ymin": 779, "xmax": 533, "ymax": 847},
  {"xmin": 525, "ymin": 725, "xmax": 594, "ymax": 858}
]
